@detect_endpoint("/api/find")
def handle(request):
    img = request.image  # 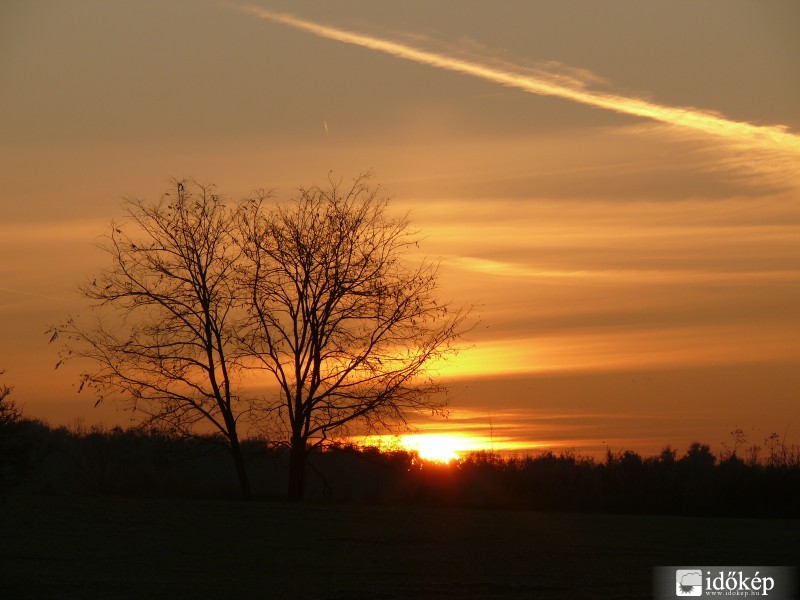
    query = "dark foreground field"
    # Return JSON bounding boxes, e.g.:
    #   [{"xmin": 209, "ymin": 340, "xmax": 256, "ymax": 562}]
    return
[{"xmin": 1, "ymin": 495, "xmax": 798, "ymax": 599}]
